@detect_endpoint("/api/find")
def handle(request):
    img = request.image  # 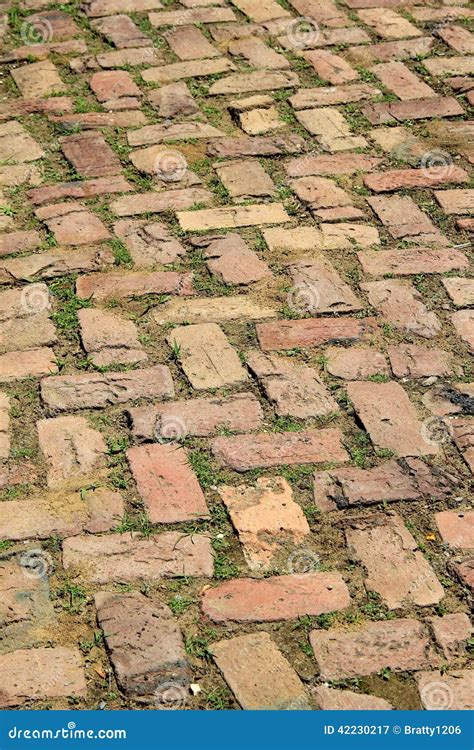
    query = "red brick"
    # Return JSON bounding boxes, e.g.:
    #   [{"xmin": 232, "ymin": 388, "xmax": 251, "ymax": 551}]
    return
[
  {"xmin": 416, "ymin": 670, "xmax": 473, "ymax": 710},
  {"xmin": 256, "ymin": 317, "xmax": 376, "ymax": 351},
  {"xmin": 127, "ymin": 444, "xmax": 209, "ymax": 524},
  {"xmin": 202, "ymin": 572, "xmax": 350, "ymax": 622},
  {"xmin": 60, "ymin": 132, "xmax": 121, "ymax": 178},
  {"xmin": 212, "ymin": 428, "xmax": 349, "ymax": 470},
  {"xmin": 76, "ymin": 271, "xmax": 194, "ymax": 301},
  {"xmin": 63, "ymin": 532, "xmax": 214, "ymax": 582},
  {"xmin": 346, "ymin": 381, "xmax": 438, "ymax": 456},
  {"xmin": 364, "ymin": 165, "xmax": 469, "ymax": 193},
  {"xmin": 435, "ymin": 511, "xmax": 474, "ymax": 550},
  {"xmin": 128, "ymin": 393, "xmax": 263, "ymax": 441},
  {"xmin": 357, "ymin": 246, "xmax": 468, "ymax": 276},
  {"xmin": 95, "ymin": 592, "xmax": 188, "ymax": 698},
  {"xmin": 313, "ymin": 686, "xmax": 393, "ymax": 710},
  {"xmin": 310, "ymin": 619, "xmax": 435, "ymax": 679},
  {"xmin": 430, "ymin": 613, "xmax": 471, "ymax": 659},
  {"xmin": 0, "ymin": 647, "xmax": 86, "ymax": 707},
  {"xmin": 346, "ymin": 513, "xmax": 444, "ymax": 609}
]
